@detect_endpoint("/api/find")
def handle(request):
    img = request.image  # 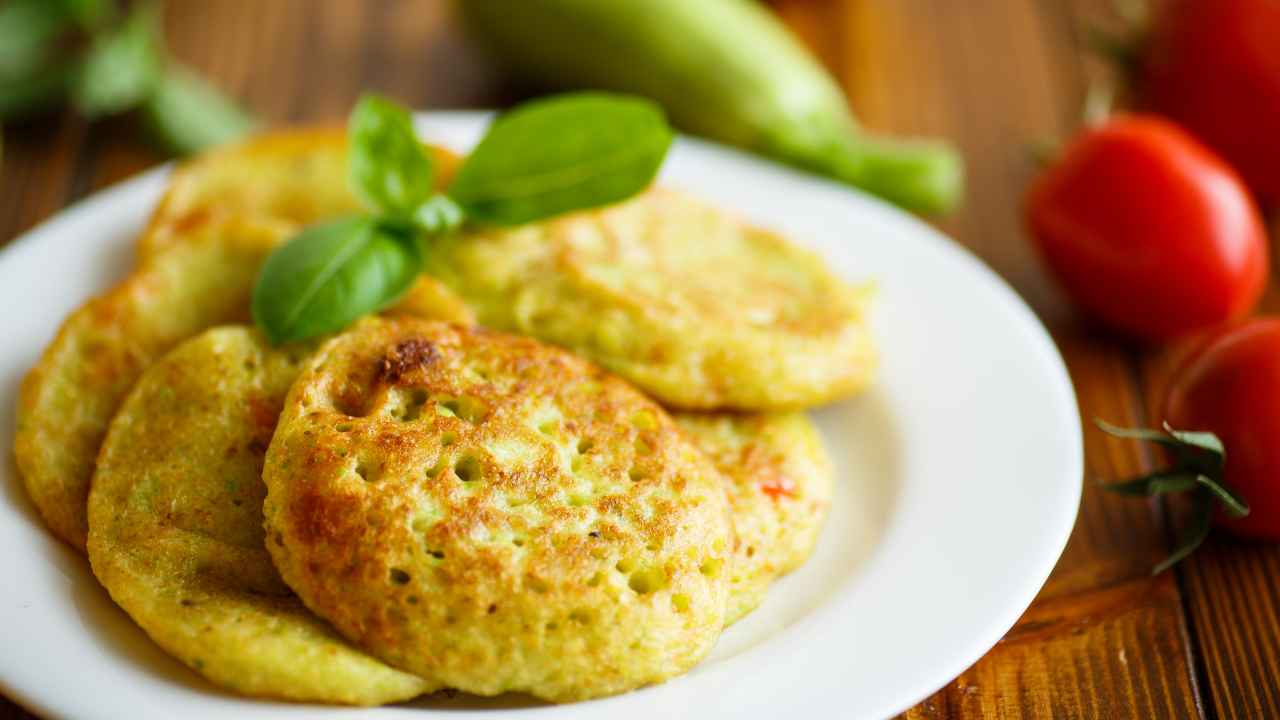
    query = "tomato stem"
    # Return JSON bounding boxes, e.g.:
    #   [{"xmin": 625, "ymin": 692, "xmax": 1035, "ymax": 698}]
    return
[{"xmin": 1095, "ymin": 418, "xmax": 1249, "ymax": 573}]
